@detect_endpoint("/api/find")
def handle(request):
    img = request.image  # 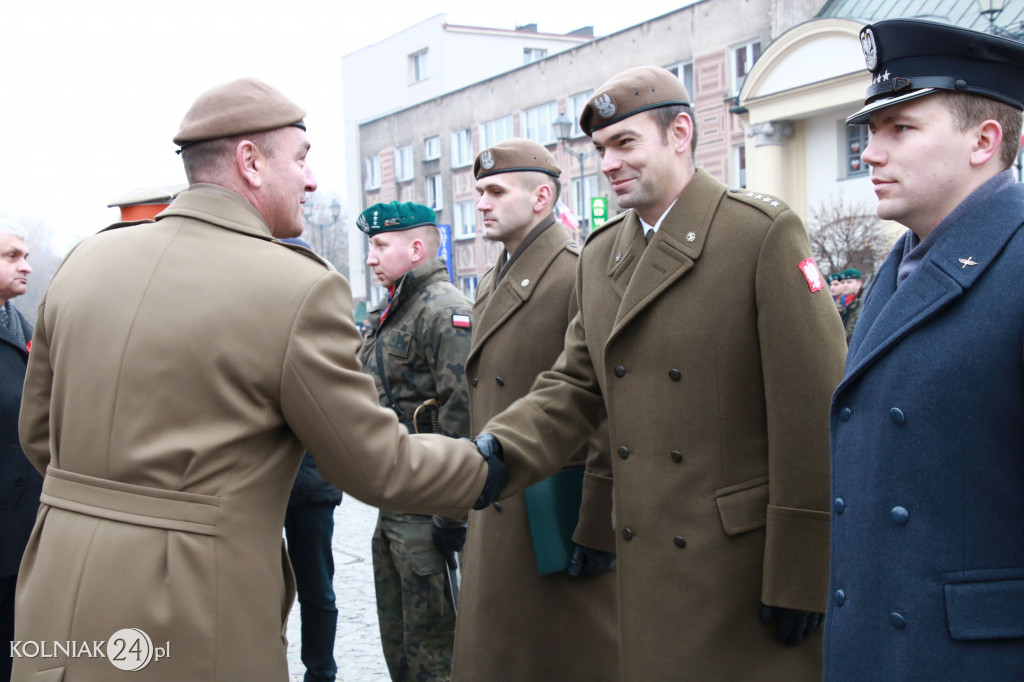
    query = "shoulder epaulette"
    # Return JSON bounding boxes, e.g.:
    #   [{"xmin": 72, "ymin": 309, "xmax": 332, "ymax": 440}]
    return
[
  {"xmin": 725, "ymin": 188, "xmax": 791, "ymax": 218},
  {"xmin": 100, "ymin": 219, "xmax": 155, "ymax": 233},
  {"xmin": 275, "ymin": 239, "xmax": 333, "ymax": 270}
]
